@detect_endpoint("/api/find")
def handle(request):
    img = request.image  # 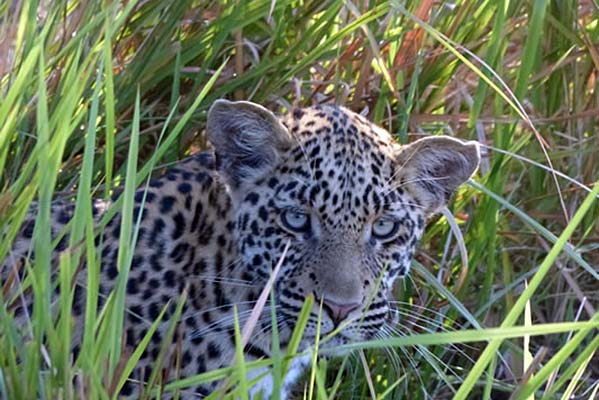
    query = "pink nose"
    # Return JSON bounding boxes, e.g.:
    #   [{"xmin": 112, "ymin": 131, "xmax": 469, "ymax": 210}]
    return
[{"xmin": 322, "ymin": 299, "xmax": 360, "ymax": 326}]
